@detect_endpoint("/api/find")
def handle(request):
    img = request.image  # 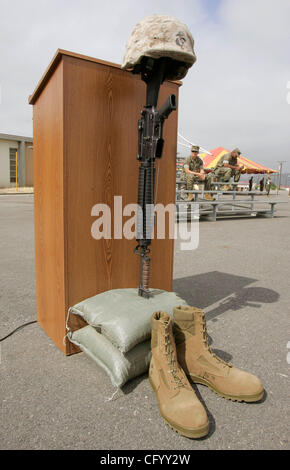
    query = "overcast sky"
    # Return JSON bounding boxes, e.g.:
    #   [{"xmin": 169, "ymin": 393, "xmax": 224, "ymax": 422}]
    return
[{"xmin": 0, "ymin": 0, "xmax": 289, "ymax": 172}]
